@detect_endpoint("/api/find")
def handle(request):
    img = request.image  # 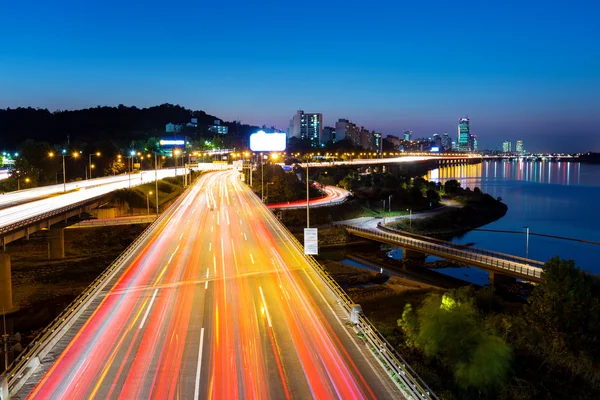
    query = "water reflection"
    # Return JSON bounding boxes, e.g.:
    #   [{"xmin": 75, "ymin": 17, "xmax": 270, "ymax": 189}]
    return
[{"xmin": 426, "ymin": 160, "xmax": 584, "ymax": 187}]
